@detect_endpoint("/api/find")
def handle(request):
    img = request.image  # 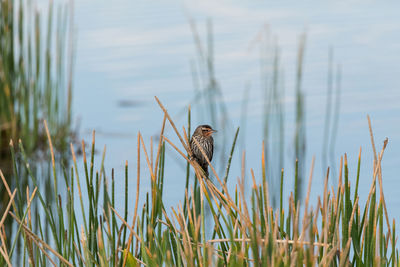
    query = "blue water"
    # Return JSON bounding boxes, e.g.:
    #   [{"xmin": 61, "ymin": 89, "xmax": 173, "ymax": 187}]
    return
[{"xmin": 70, "ymin": 1, "xmax": 400, "ymax": 227}]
